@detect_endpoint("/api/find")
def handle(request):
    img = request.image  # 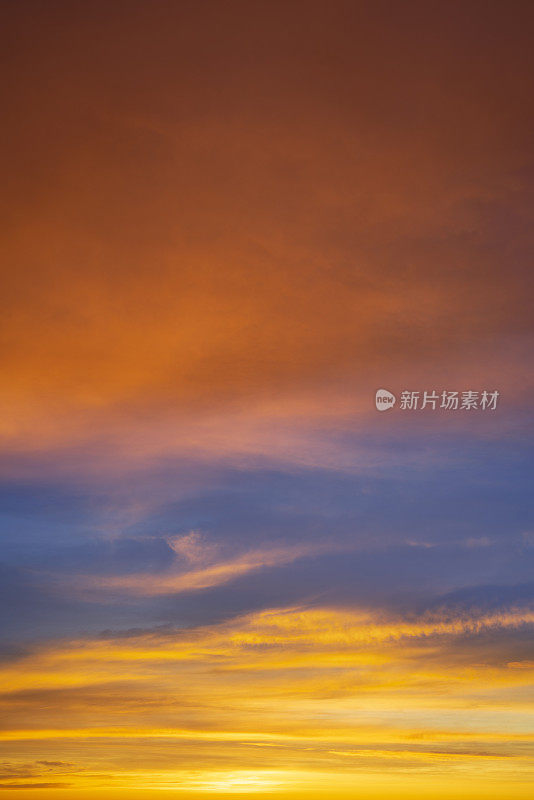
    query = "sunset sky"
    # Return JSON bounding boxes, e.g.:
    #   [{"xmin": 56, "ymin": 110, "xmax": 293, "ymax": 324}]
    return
[{"xmin": 1, "ymin": 1, "xmax": 533, "ymax": 798}]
